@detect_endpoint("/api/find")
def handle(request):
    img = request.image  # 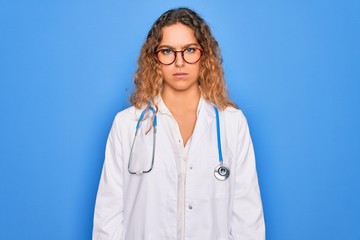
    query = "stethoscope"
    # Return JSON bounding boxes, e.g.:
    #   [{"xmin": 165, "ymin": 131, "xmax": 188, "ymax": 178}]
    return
[{"xmin": 128, "ymin": 104, "xmax": 230, "ymax": 181}]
